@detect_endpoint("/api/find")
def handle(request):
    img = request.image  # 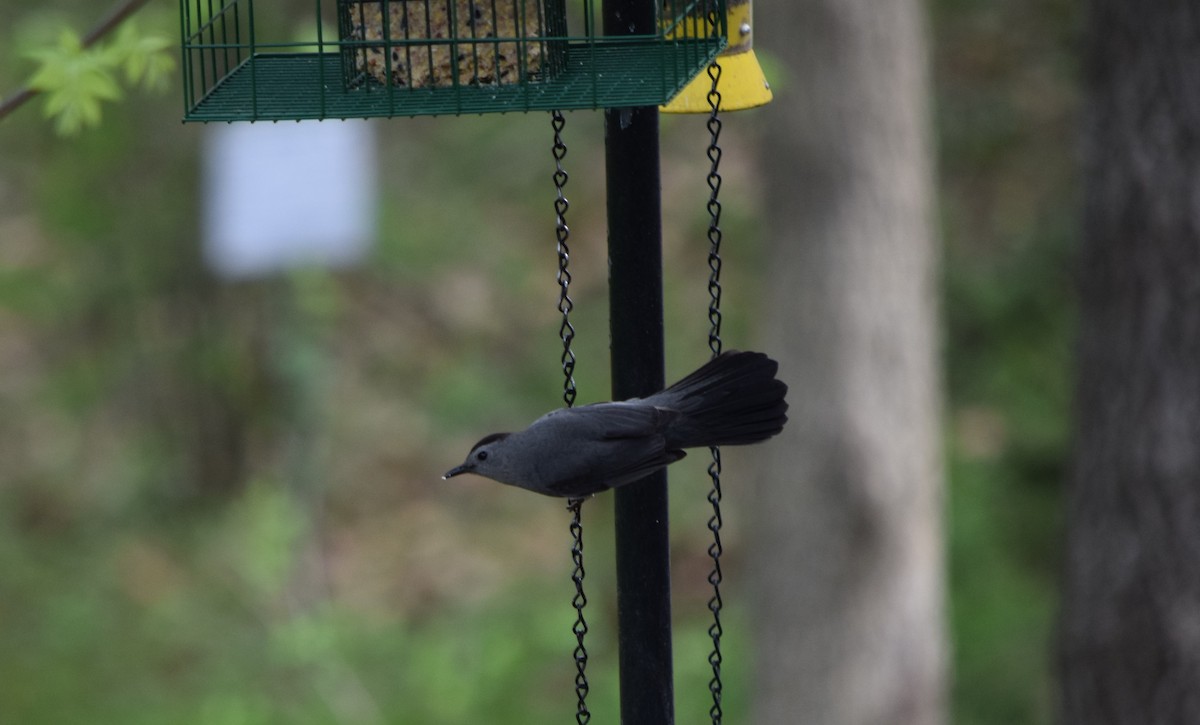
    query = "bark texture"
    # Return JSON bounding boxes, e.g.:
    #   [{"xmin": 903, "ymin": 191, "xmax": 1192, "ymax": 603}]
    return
[
  {"xmin": 1060, "ymin": 2, "xmax": 1200, "ymax": 722},
  {"xmin": 750, "ymin": 1, "xmax": 945, "ymax": 723}
]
